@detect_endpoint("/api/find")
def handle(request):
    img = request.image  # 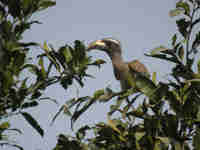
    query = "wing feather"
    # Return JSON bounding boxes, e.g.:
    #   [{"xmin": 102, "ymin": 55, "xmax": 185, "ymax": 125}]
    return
[{"xmin": 127, "ymin": 60, "xmax": 150, "ymax": 78}]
